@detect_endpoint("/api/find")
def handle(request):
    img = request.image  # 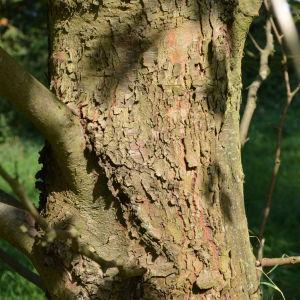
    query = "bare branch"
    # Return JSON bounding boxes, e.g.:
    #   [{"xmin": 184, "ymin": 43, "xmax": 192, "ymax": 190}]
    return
[
  {"xmin": 259, "ymin": 91, "xmax": 296, "ymax": 240},
  {"xmin": 240, "ymin": 19, "xmax": 274, "ymax": 147},
  {"xmin": 259, "ymin": 8, "xmax": 300, "ymax": 240},
  {"xmin": 257, "ymin": 238, "xmax": 265, "ymax": 262},
  {"xmin": 0, "ymin": 163, "xmax": 132, "ymax": 277},
  {"xmin": 0, "ymin": 163, "xmax": 49, "ymax": 231},
  {"xmin": 0, "ymin": 189, "xmax": 23, "ymax": 209},
  {"xmin": 248, "ymin": 33, "xmax": 264, "ymax": 52},
  {"xmin": 256, "ymin": 256, "xmax": 300, "ymax": 267},
  {"xmin": 271, "ymin": 0, "xmax": 300, "ymax": 78},
  {"xmin": 290, "ymin": 84, "xmax": 300, "ymax": 98},
  {"xmin": 0, "ymin": 48, "xmax": 92, "ymax": 194},
  {"xmin": 0, "ymin": 248, "xmax": 44, "ymax": 290},
  {"xmin": 0, "ymin": 165, "xmax": 139, "ymax": 277},
  {"xmin": 0, "ymin": 201, "xmax": 35, "ymax": 257}
]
